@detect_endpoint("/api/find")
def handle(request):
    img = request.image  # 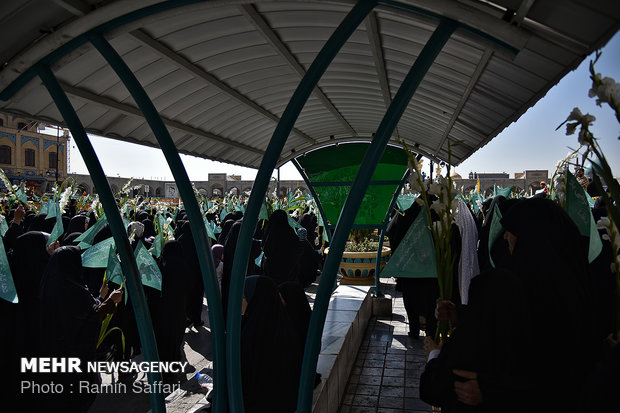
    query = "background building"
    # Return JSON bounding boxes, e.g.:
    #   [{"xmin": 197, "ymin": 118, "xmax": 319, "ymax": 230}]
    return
[{"xmin": 0, "ymin": 114, "xmax": 68, "ymax": 195}]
